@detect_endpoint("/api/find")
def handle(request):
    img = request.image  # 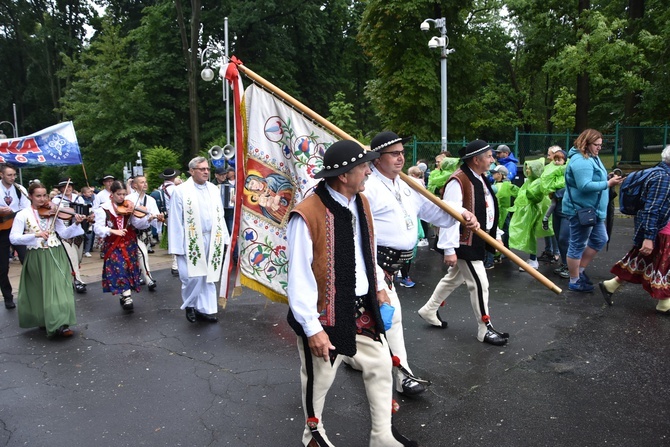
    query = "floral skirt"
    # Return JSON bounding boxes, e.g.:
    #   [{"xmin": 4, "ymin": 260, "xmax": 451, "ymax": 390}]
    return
[
  {"xmin": 102, "ymin": 238, "xmax": 142, "ymax": 295},
  {"xmin": 611, "ymin": 233, "xmax": 670, "ymax": 300}
]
